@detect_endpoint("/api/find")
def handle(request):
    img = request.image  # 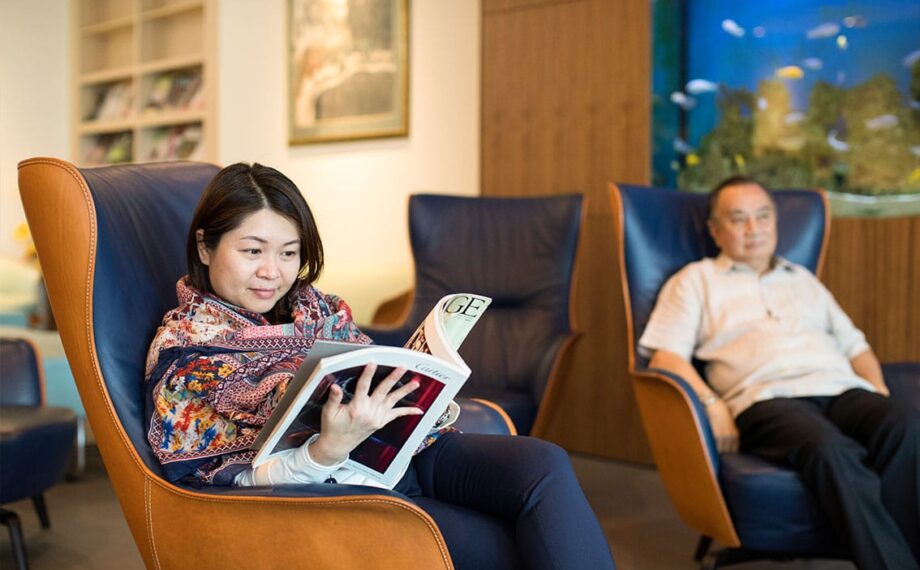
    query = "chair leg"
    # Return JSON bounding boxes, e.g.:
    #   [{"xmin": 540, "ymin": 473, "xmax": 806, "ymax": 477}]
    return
[
  {"xmin": 694, "ymin": 535, "xmax": 713, "ymax": 562},
  {"xmin": 0, "ymin": 508, "xmax": 29, "ymax": 570},
  {"xmin": 31, "ymin": 495, "xmax": 50, "ymax": 529}
]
